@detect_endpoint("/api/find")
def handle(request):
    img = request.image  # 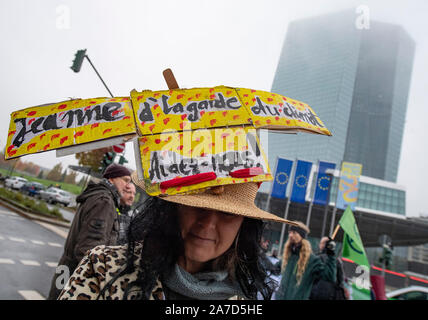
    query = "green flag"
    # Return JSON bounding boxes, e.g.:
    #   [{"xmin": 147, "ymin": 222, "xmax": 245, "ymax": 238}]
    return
[{"xmin": 339, "ymin": 206, "xmax": 370, "ymax": 269}]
